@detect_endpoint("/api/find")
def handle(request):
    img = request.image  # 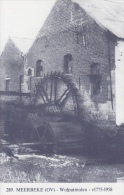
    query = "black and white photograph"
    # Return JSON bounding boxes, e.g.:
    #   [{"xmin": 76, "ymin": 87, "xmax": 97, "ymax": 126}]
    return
[{"xmin": 0, "ymin": 0, "xmax": 124, "ymax": 190}]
